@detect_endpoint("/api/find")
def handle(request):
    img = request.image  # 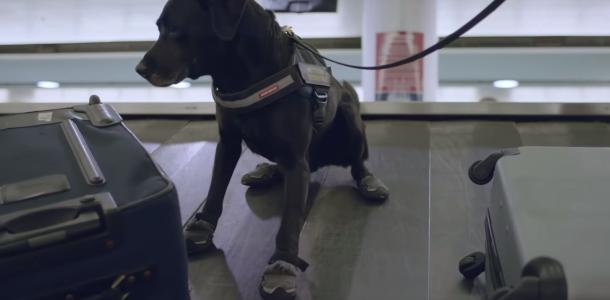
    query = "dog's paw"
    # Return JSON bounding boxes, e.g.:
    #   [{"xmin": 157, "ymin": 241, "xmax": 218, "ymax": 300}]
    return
[
  {"xmin": 260, "ymin": 260, "xmax": 298, "ymax": 300},
  {"xmin": 357, "ymin": 175, "xmax": 390, "ymax": 202},
  {"xmin": 241, "ymin": 163, "xmax": 282, "ymax": 188},
  {"xmin": 184, "ymin": 219, "xmax": 216, "ymax": 256}
]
